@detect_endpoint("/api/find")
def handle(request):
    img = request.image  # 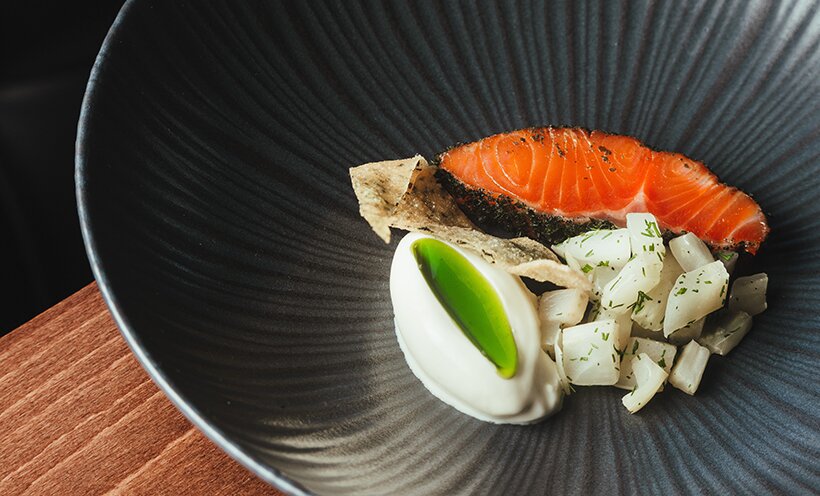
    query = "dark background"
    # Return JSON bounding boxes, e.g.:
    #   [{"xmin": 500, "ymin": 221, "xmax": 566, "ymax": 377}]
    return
[{"xmin": 1, "ymin": 1, "xmax": 123, "ymax": 334}]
